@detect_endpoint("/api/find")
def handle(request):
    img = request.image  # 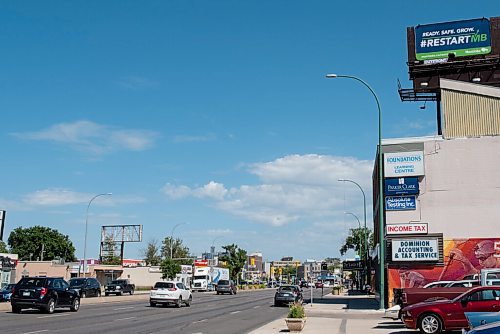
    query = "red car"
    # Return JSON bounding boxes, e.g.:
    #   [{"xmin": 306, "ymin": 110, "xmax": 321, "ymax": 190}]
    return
[{"xmin": 401, "ymin": 286, "xmax": 500, "ymax": 334}]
